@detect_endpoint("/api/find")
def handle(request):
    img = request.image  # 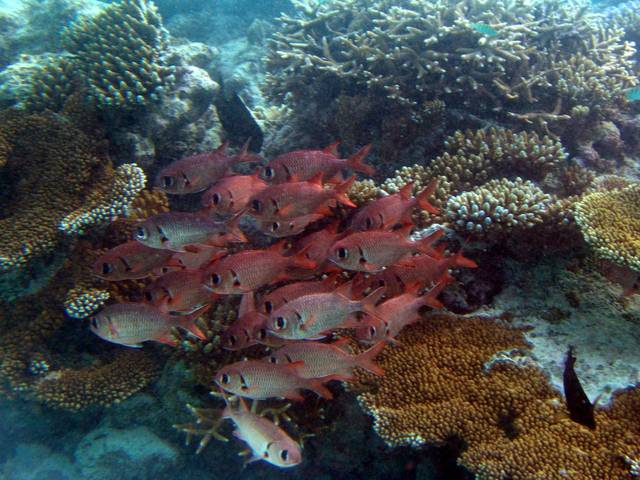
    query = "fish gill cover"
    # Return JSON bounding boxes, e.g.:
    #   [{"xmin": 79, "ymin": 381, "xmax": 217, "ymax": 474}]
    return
[{"xmin": 0, "ymin": 0, "xmax": 638, "ymax": 479}]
